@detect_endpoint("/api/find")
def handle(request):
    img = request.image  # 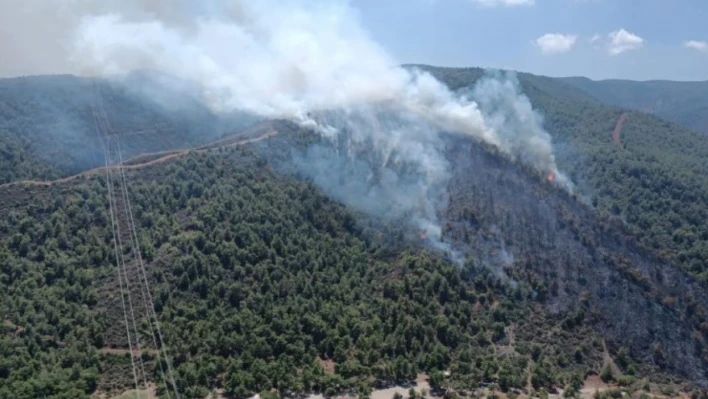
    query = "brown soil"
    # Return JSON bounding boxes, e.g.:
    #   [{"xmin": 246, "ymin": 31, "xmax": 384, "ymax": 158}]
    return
[
  {"xmin": 318, "ymin": 358, "xmax": 336, "ymax": 375},
  {"xmin": 580, "ymin": 374, "xmax": 611, "ymax": 399},
  {"xmin": 612, "ymin": 113, "xmax": 628, "ymax": 145}
]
